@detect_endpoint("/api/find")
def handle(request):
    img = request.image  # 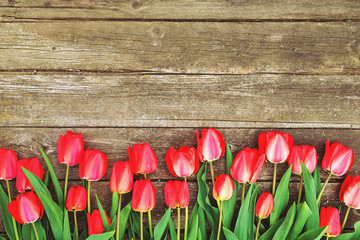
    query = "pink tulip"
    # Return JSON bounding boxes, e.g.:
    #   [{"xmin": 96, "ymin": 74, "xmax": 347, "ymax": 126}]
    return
[
  {"xmin": 196, "ymin": 128, "xmax": 225, "ymax": 162},
  {"xmin": 288, "ymin": 145, "xmax": 317, "ymax": 174},
  {"xmin": 258, "ymin": 131, "xmax": 293, "ymax": 163},
  {"xmin": 0, "ymin": 148, "xmax": 17, "ymax": 180},
  {"xmin": 57, "ymin": 131, "xmax": 84, "ymax": 166},
  {"xmin": 320, "ymin": 207, "xmax": 341, "ymax": 237},
  {"xmin": 166, "ymin": 146, "xmax": 199, "ymax": 178},
  {"xmin": 322, "ymin": 140, "xmax": 354, "ymax": 176},
  {"xmin": 213, "ymin": 174, "xmax": 234, "ymax": 201},
  {"xmin": 79, "ymin": 149, "xmax": 108, "ymax": 181}
]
